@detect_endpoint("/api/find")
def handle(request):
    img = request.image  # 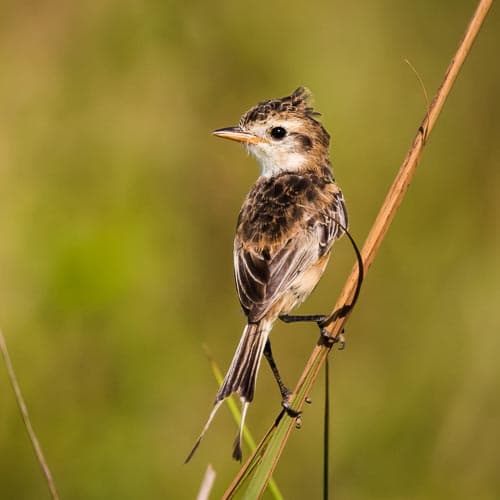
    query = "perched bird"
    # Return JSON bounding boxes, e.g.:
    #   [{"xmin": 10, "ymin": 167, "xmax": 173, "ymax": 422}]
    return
[{"xmin": 186, "ymin": 87, "xmax": 347, "ymax": 462}]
